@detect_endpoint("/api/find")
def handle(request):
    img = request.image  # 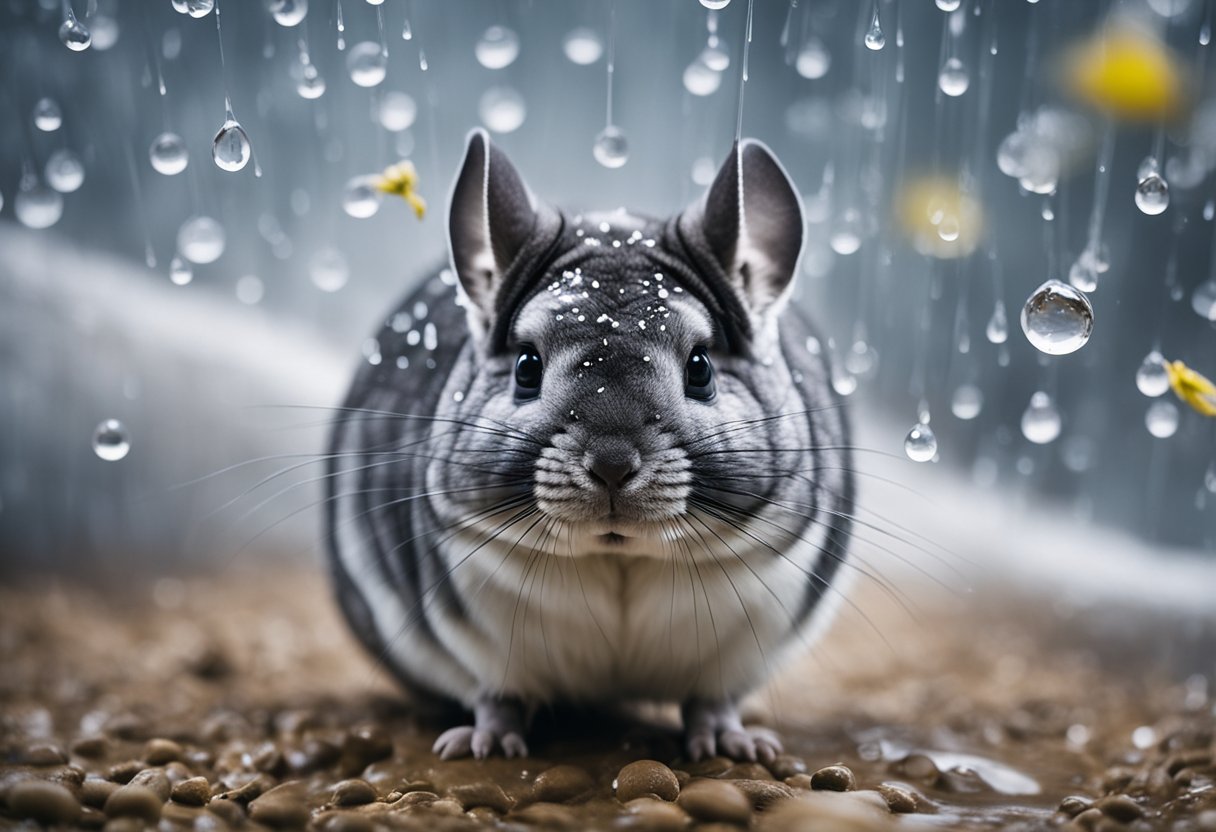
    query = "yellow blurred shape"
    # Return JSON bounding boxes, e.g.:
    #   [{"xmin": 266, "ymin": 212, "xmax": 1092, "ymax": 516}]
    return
[
  {"xmin": 1063, "ymin": 26, "xmax": 1187, "ymax": 121},
  {"xmin": 376, "ymin": 160, "xmax": 427, "ymax": 220},
  {"xmin": 1166, "ymin": 359, "xmax": 1216, "ymax": 417},
  {"xmin": 895, "ymin": 176, "xmax": 983, "ymax": 260}
]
